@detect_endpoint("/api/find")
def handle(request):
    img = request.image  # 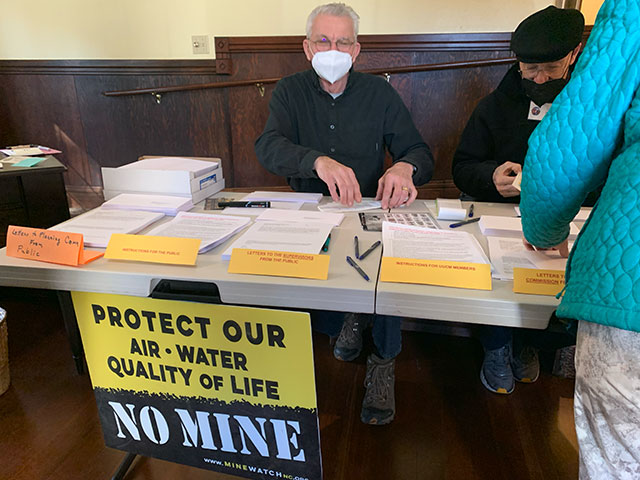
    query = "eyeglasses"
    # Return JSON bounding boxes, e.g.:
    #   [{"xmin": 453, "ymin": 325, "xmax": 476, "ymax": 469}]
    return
[
  {"xmin": 310, "ymin": 37, "xmax": 355, "ymax": 52},
  {"xmin": 519, "ymin": 61, "xmax": 568, "ymax": 80}
]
